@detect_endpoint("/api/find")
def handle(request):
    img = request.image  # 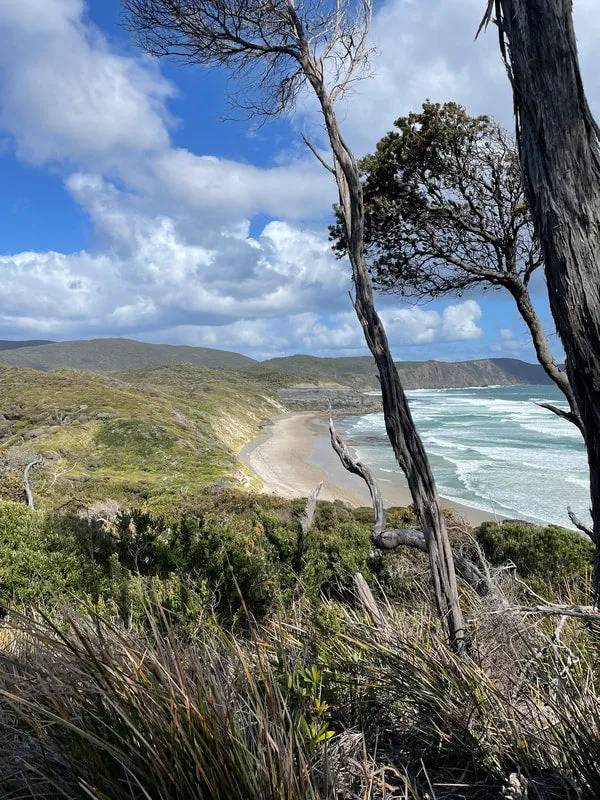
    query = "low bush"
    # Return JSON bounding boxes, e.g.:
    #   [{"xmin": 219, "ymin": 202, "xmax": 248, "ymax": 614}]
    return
[
  {"xmin": 0, "ymin": 491, "xmax": 427, "ymax": 625},
  {"xmin": 477, "ymin": 519, "xmax": 593, "ymax": 593}
]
